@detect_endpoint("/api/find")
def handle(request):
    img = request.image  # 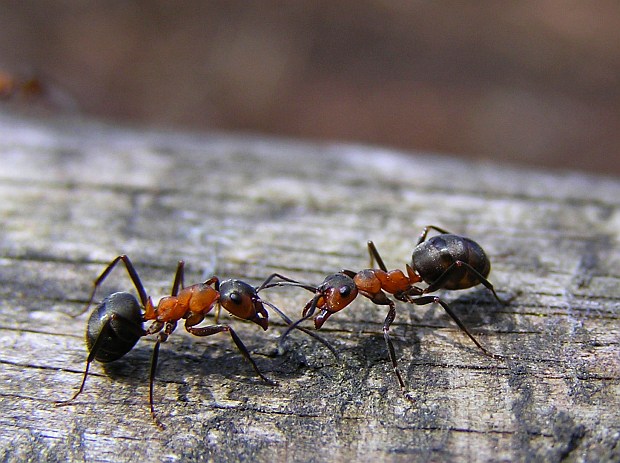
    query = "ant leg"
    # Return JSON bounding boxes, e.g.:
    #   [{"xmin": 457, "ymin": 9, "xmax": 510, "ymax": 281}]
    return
[
  {"xmin": 214, "ymin": 303, "xmax": 222, "ymax": 324},
  {"xmin": 170, "ymin": 261, "xmax": 185, "ymax": 296},
  {"xmin": 407, "ymin": 295, "xmax": 502, "ymax": 360},
  {"xmin": 261, "ymin": 299, "xmax": 339, "ymax": 358},
  {"xmin": 374, "ymin": 296, "xmax": 408, "ymax": 393},
  {"xmin": 186, "ymin": 324, "xmax": 277, "ymax": 385},
  {"xmin": 56, "ymin": 313, "xmax": 146, "ymax": 405},
  {"xmin": 367, "ymin": 241, "xmax": 388, "ymax": 271},
  {"xmin": 202, "ymin": 276, "xmax": 220, "ymax": 288},
  {"xmin": 277, "ymin": 293, "xmax": 322, "ymax": 352},
  {"xmin": 147, "ymin": 321, "xmax": 176, "ymax": 430},
  {"xmin": 77, "ymin": 255, "xmax": 149, "ymax": 317},
  {"xmin": 294, "ymin": 292, "xmax": 322, "ymax": 325},
  {"xmin": 357, "ymin": 288, "xmax": 410, "ymax": 394},
  {"xmin": 149, "ymin": 336, "xmax": 164, "ymax": 429},
  {"xmin": 56, "ymin": 319, "xmax": 113, "ymax": 404},
  {"xmin": 424, "ymin": 261, "xmax": 503, "ymax": 304},
  {"xmin": 416, "ymin": 225, "xmax": 451, "ymax": 245}
]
